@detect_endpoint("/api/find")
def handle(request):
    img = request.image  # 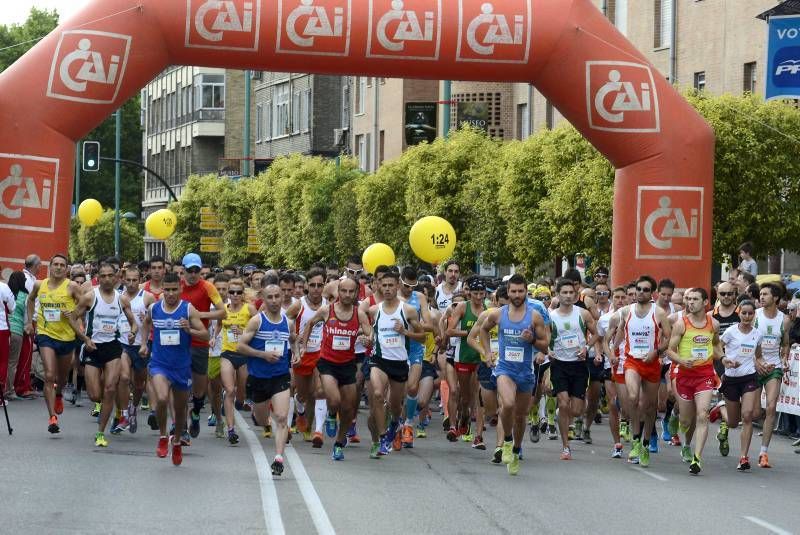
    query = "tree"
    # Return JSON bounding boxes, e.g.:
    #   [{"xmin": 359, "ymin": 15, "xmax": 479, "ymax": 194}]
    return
[
  {"xmin": 0, "ymin": 8, "xmax": 58, "ymax": 71},
  {"xmin": 71, "ymin": 210, "xmax": 143, "ymax": 262},
  {"xmin": 168, "ymin": 174, "xmax": 227, "ymax": 262}
]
